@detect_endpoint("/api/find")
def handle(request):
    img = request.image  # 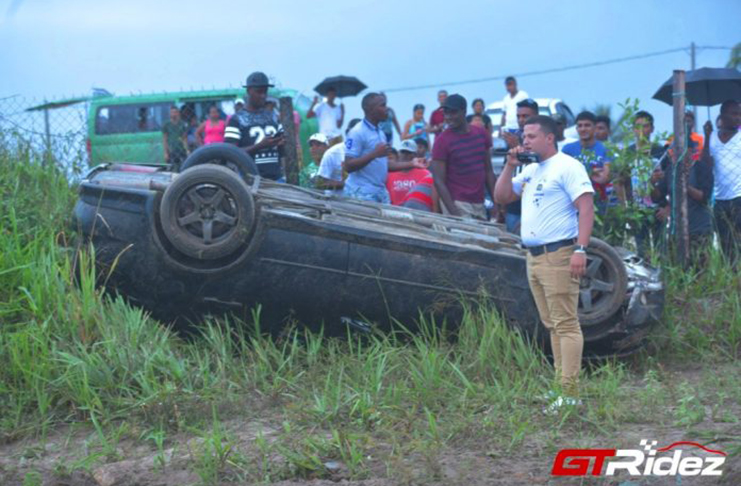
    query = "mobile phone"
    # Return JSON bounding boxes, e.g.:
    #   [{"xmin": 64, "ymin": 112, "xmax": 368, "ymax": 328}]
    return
[{"xmin": 517, "ymin": 152, "xmax": 540, "ymax": 164}]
